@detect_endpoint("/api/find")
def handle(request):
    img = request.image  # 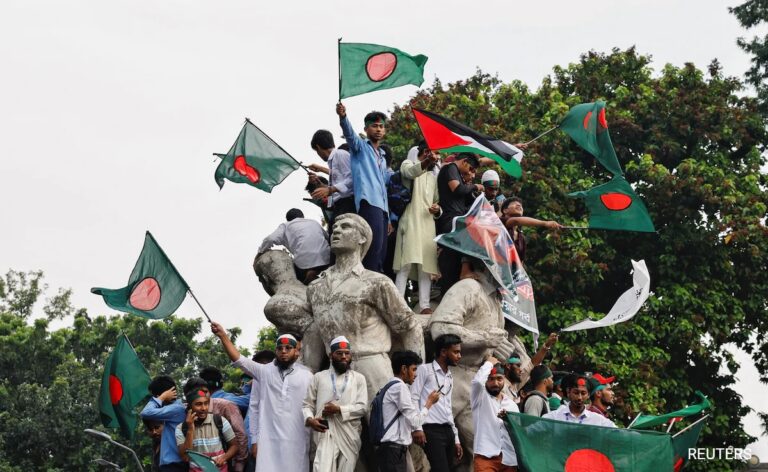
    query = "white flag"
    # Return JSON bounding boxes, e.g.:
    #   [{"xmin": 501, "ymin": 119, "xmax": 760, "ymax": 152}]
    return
[{"xmin": 562, "ymin": 259, "xmax": 650, "ymax": 332}]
